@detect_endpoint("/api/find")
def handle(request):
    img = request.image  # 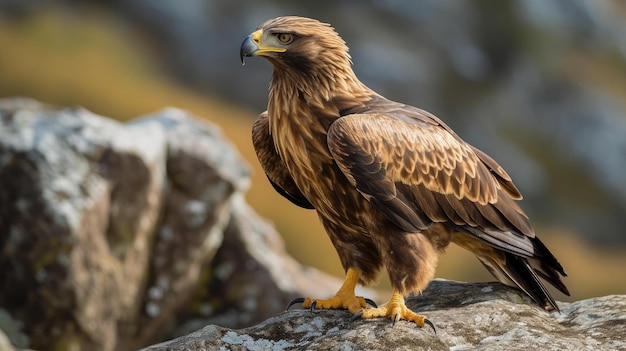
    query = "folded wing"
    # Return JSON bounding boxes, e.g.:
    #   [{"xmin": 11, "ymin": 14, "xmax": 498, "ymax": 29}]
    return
[
  {"xmin": 327, "ymin": 110, "xmax": 568, "ymax": 309},
  {"xmin": 252, "ymin": 111, "xmax": 315, "ymax": 209}
]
